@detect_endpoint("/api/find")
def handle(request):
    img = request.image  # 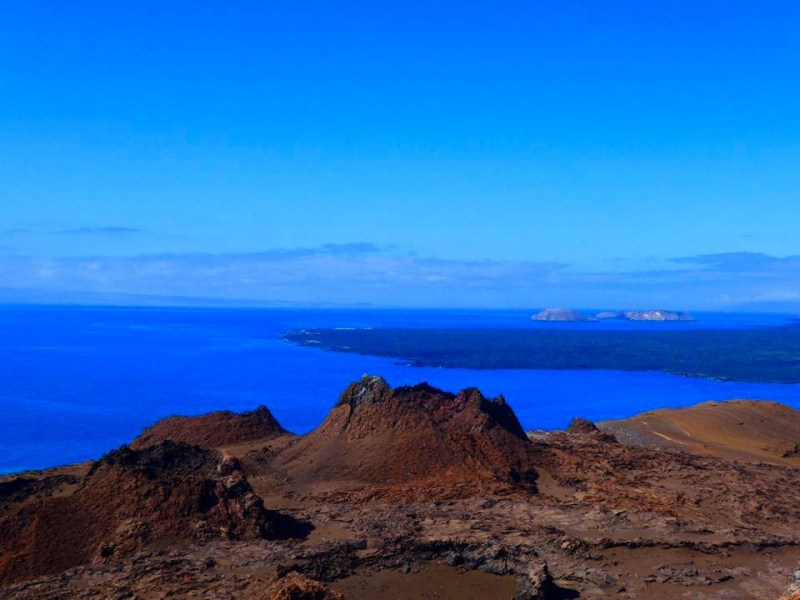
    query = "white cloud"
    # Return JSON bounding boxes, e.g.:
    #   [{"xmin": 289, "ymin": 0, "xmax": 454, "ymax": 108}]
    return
[{"xmin": 1, "ymin": 249, "xmax": 798, "ymax": 310}]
